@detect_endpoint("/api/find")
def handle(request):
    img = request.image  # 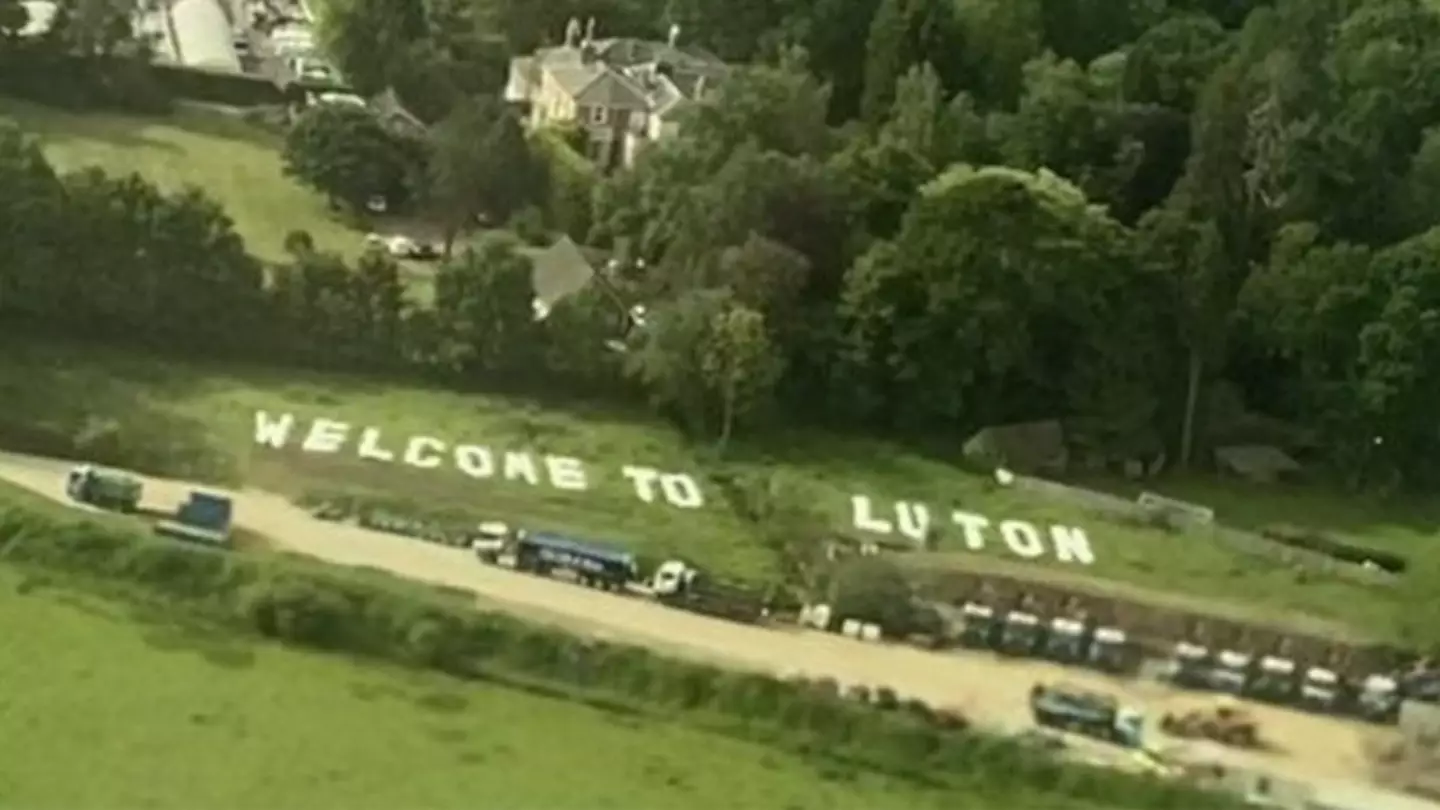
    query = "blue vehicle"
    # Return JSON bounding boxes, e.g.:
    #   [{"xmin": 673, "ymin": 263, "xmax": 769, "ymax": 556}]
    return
[
  {"xmin": 154, "ymin": 491, "xmax": 233, "ymax": 548},
  {"xmin": 513, "ymin": 532, "xmax": 636, "ymax": 591},
  {"xmin": 1030, "ymin": 682, "xmax": 1145, "ymax": 748}
]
